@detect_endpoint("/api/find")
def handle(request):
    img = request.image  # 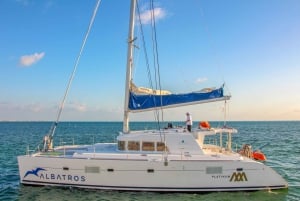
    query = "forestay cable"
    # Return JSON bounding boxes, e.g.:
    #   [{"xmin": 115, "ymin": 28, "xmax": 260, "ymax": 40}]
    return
[{"xmin": 43, "ymin": 0, "xmax": 101, "ymax": 151}]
